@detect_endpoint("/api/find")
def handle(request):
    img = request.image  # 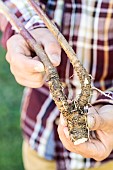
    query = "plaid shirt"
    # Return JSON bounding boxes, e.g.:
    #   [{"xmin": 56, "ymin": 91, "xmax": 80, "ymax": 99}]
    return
[{"xmin": 1, "ymin": 0, "xmax": 113, "ymax": 170}]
